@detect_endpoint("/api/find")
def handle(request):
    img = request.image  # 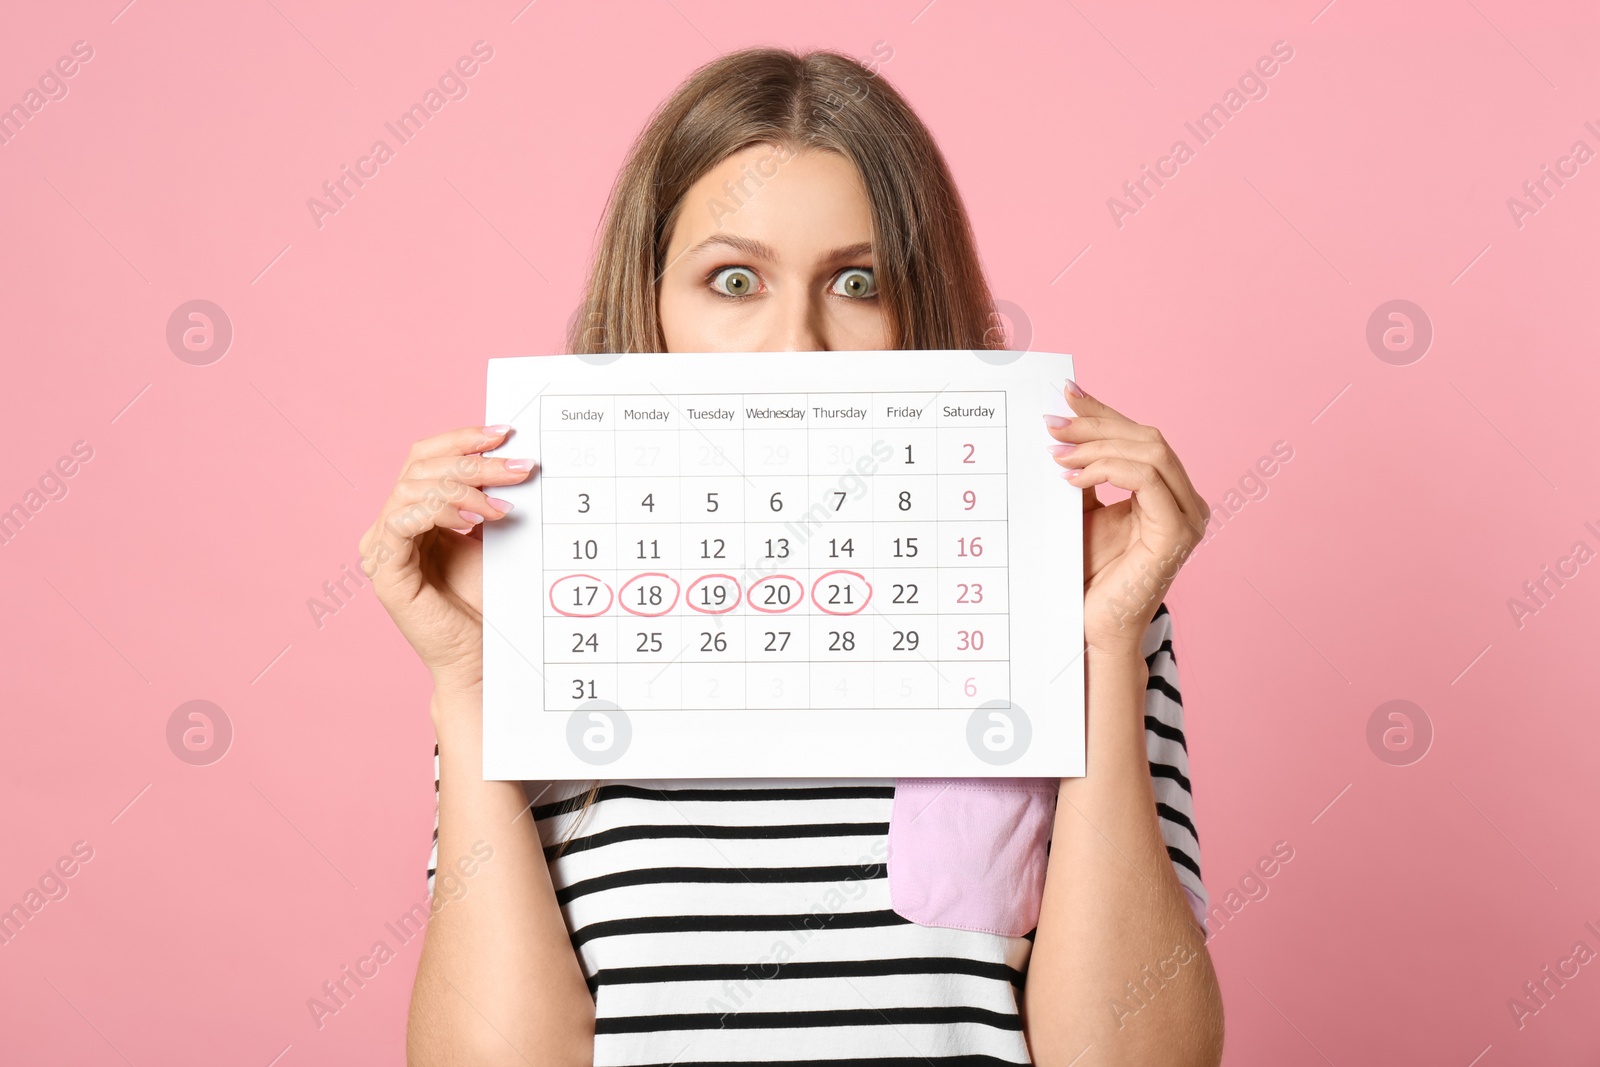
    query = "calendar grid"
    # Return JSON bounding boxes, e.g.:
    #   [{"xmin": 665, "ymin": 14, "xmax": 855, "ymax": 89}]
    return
[
  {"xmin": 1004, "ymin": 395, "xmax": 1013, "ymax": 693},
  {"xmin": 483, "ymin": 350, "xmax": 1097, "ymax": 781},
  {"xmin": 539, "ymin": 389, "xmax": 1010, "ymax": 712},
  {"xmin": 675, "ymin": 404, "xmax": 686, "ymax": 713},
  {"xmin": 613, "ymin": 407, "xmax": 622, "ymax": 710},
  {"xmin": 740, "ymin": 412, "xmax": 748, "ymax": 712},
  {"xmin": 804, "ymin": 397, "xmax": 811, "ymax": 712}
]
